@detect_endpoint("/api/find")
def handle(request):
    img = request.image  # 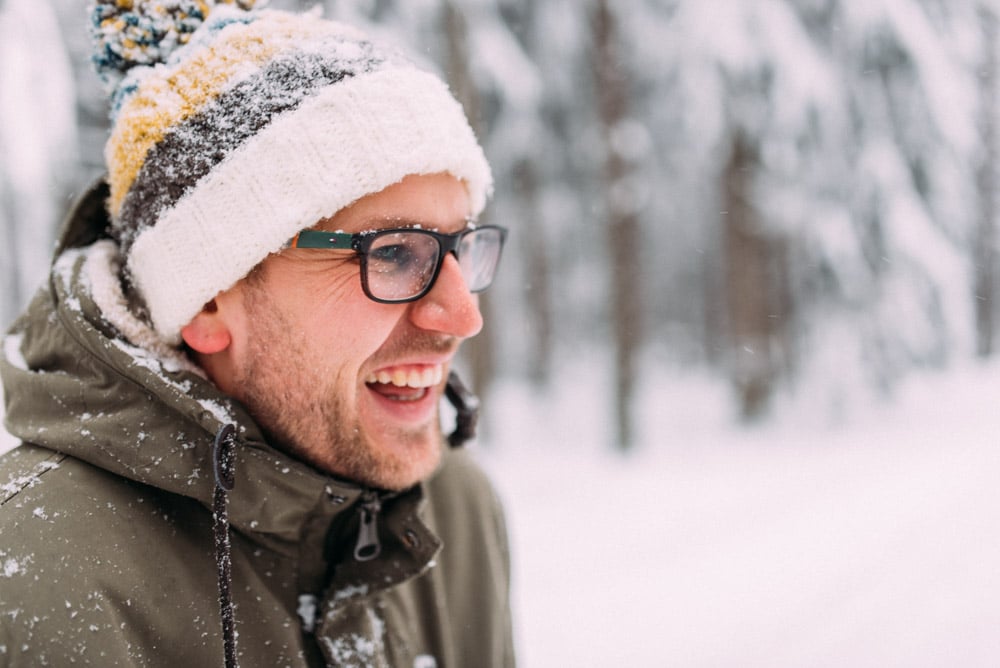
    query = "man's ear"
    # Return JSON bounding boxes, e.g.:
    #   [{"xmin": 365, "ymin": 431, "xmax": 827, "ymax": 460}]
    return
[{"xmin": 180, "ymin": 300, "xmax": 232, "ymax": 354}]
